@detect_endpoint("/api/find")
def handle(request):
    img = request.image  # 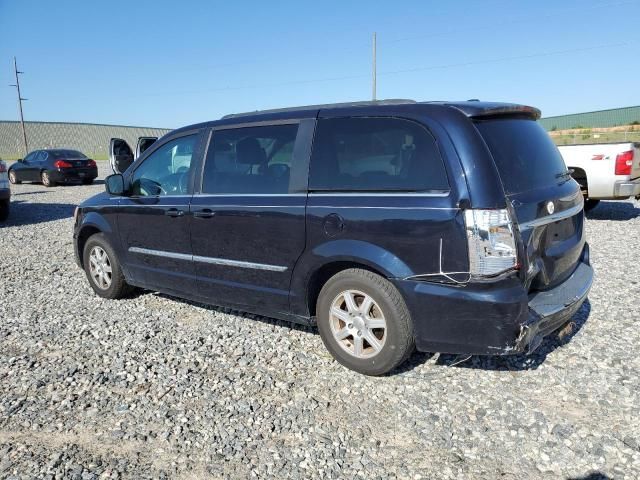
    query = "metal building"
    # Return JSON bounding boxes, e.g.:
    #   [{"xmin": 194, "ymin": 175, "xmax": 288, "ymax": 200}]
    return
[
  {"xmin": 0, "ymin": 120, "xmax": 171, "ymax": 160},
  {"xmin": 539, "ymin": 106, "xmax": 640, "ymax": 131}
]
